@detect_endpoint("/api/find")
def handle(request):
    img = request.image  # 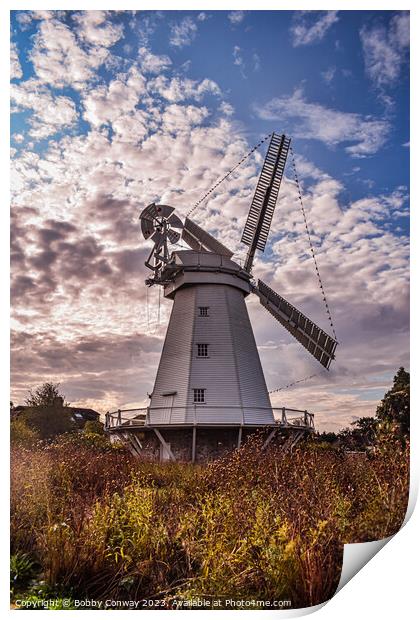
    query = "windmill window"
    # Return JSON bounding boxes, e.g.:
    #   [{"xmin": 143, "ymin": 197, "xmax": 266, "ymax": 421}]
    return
[
  {"xmin": 197, "ymin": 344, "xmax": 209, "ymax": 357},
  {"xmin": 198, "ymin": 306, "xmax": 209, "ymax": 317},
  {"xmin": 193, "ymin": 388, "xmax": 206, "ymax": 403}
]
